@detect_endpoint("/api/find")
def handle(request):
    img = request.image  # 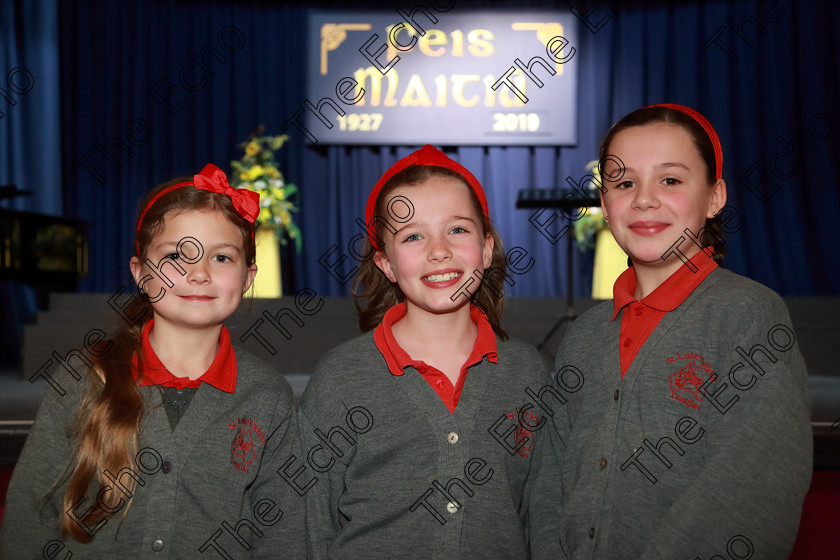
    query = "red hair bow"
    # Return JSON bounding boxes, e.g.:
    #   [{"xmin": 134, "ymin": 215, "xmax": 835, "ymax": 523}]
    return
[
  {"xmin": 192, "ymin": 163, "xmax": 260, "ymax": 223},
  {"xmin": 135, "ymin": 163, "xmax": 260, "ymax": 255}
]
